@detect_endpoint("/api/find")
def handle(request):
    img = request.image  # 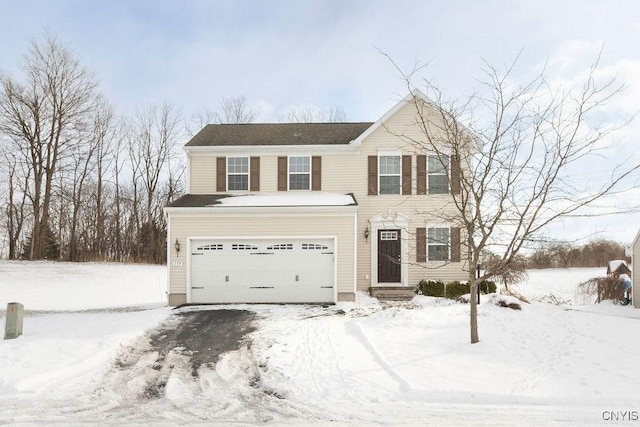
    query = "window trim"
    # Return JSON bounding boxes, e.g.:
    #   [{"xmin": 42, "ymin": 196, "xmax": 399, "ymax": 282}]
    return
[
  {"xmin": 427, "ymin": 226, "xmax": 450, "ymax": 262},
  {"xmin": 288, "ymin": 155, "xmax": 311, "ymax": 191},
  {"xmin": 427, "ymin": 154, "xmax": 450, "ymax": 195},
  {"xmin": 226, "ymin": 156, "xmax": 250, "ymax": 192},
  {"xmin": 378, "ymin": 152, "xmax": 402, "ymax": 195}
]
